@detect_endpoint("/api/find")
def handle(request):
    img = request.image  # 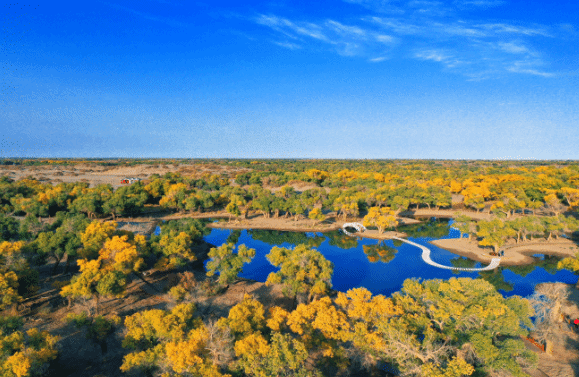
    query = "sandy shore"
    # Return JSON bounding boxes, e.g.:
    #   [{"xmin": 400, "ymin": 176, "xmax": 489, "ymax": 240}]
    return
[{"xmin": 432, "ymin": 238, "xmax": 579, "ymax": 266}]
